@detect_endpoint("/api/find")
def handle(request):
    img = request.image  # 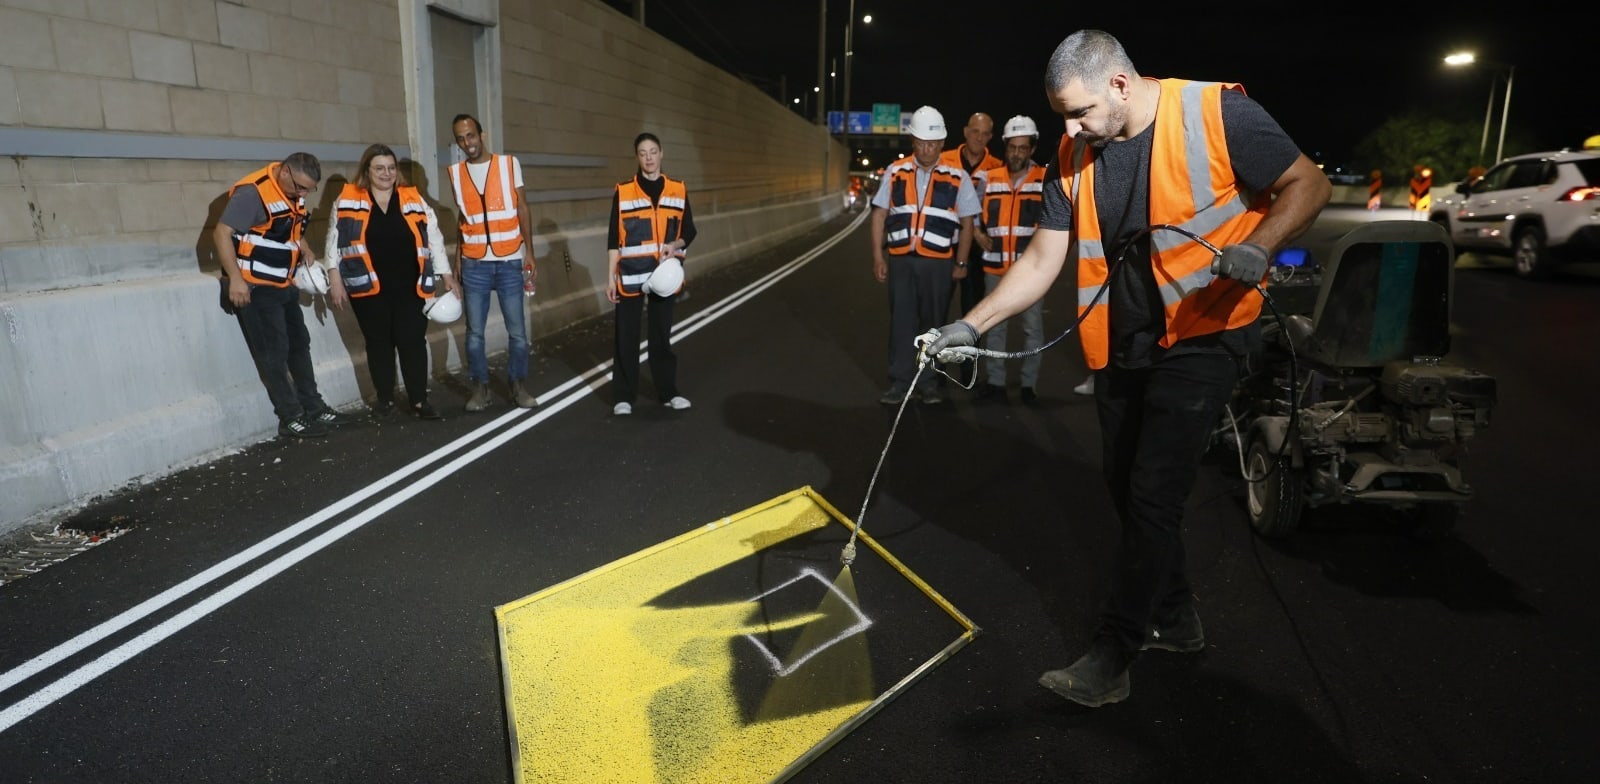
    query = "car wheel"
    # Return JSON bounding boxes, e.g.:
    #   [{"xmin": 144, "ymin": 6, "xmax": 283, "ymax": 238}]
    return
[
  {"xmin": 1512, "ymin": 224, "xmax": 1549, "ymax": 279},
  {"xmin": 1245, "ymin": 437, "xmax": 1303, "ymax": 538}
]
